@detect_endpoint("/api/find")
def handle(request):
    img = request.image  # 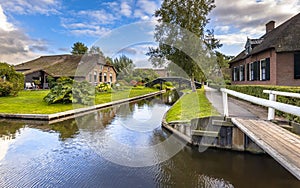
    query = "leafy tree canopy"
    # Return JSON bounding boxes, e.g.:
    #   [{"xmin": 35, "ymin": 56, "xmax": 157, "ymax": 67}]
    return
[
  {"xmin": 147, "ymin": 0, "xmax": 219, "ymax": 91},
  {"xmin": 89, "ymin": 46, "xmax": 104, "ymax": 56},
  {"xmin": 112, "ymin": 55, "xmax": 135, "ymax": 80},
  {"xmin": 71, "ymin": 42, "xmax": 88, "ymax": 55}
]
